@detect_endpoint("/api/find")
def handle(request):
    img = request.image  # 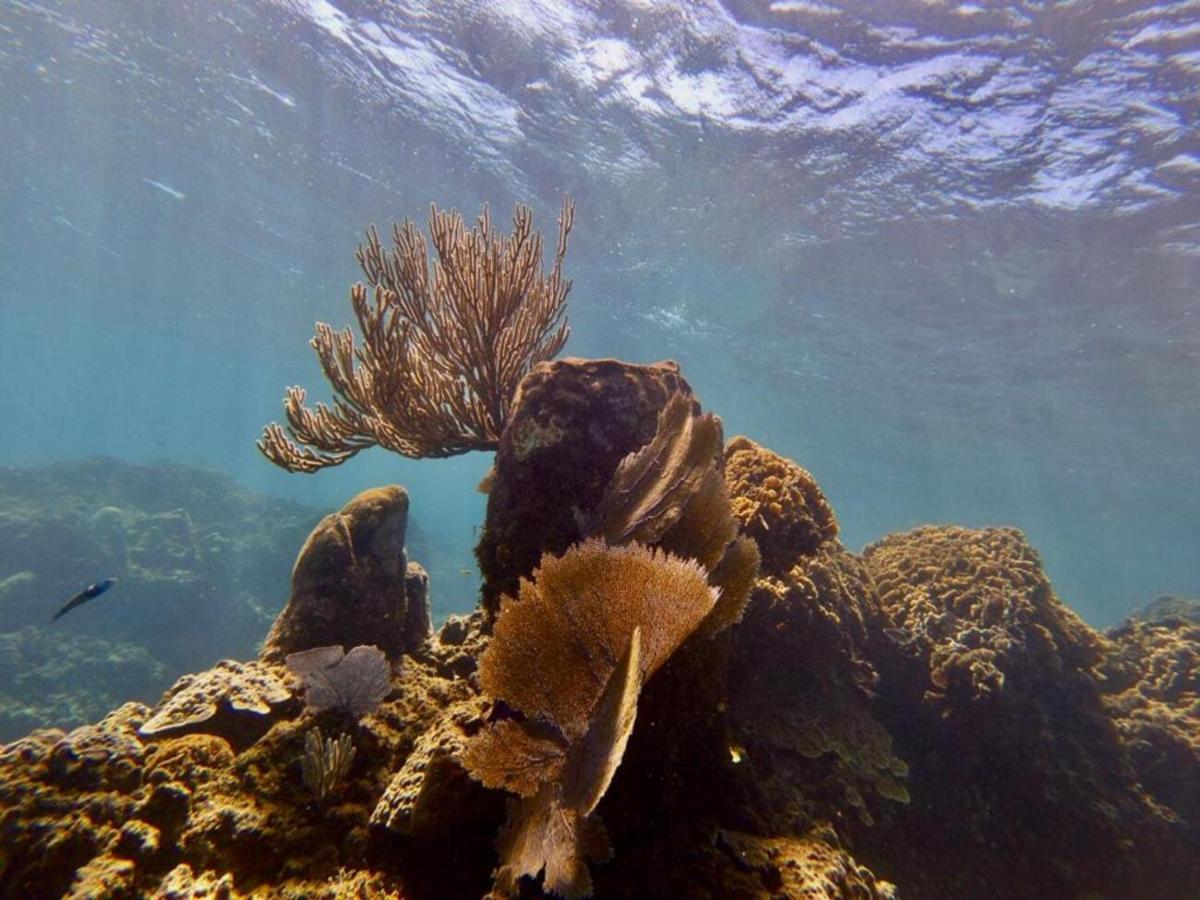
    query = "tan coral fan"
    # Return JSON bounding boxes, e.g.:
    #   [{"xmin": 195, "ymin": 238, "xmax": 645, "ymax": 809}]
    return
[
  {"xmin": 462, "ymin": 540, "xmax": 718, "ymax": 898},
  {"xmin": 591, "ymin": 392, "xmax": 759, "ymax": 635},
  {"xmin": 477, "ymin": 539, "xmax": 716, "ymax": 741}
]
